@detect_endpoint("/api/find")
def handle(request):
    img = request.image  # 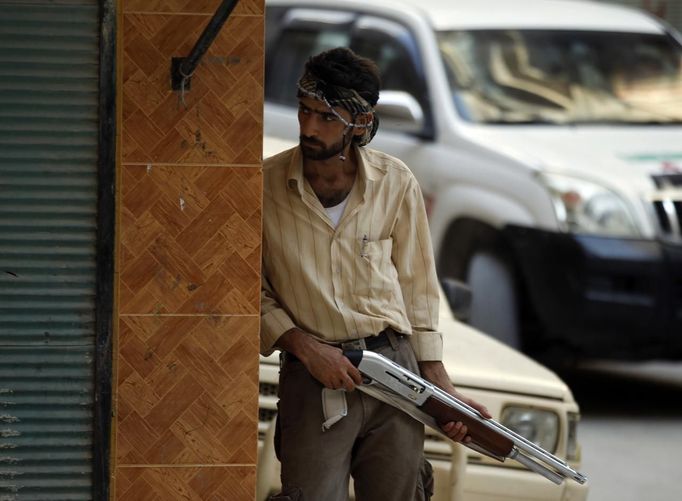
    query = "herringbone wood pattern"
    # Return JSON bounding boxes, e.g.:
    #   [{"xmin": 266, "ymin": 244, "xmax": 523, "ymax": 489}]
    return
[
  {"xmin": 121, "ymin": 9, "xmax": 263, "ymax": 164},
  {"xmin": 116, "ymin": 315, "xmax": 259, "ymax": 465},
  {"xmin": 116, "ymin": 2, "xmax": 263, "ymax": 499},
  {"xmin": 119, "ymin": 165, "xmax": 261, "ymax": 315},
  {"xmin": 116, "ymin": 465, "xmax": 256, "ymax": 501},
  {"xmin": 123, "ymin": 0, "xmax": 263, "ymax": 15}
]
